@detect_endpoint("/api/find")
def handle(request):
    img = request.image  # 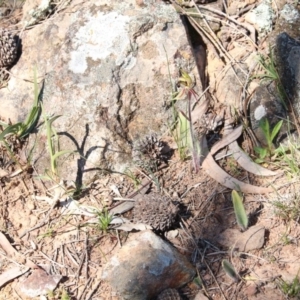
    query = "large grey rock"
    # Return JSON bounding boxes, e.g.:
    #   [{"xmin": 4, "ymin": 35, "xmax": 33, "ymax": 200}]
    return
[
  {"xmin": 249, "ymin": 83, "xmax": 288, "ymax": 146},
  {"xmin": 217, "ymin": 225, "xmax": 265, "ymax": 252},
  {"xmin": 102, "ymin": 230, "xmax": 195, "ymax": 300},
  {"xmin": 0, "ymin": 0, "xmax": 201, "ymax": 180},
  {"xmin": 276, "ymin": 32, "xmax": 300, "ymax": 120}
]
